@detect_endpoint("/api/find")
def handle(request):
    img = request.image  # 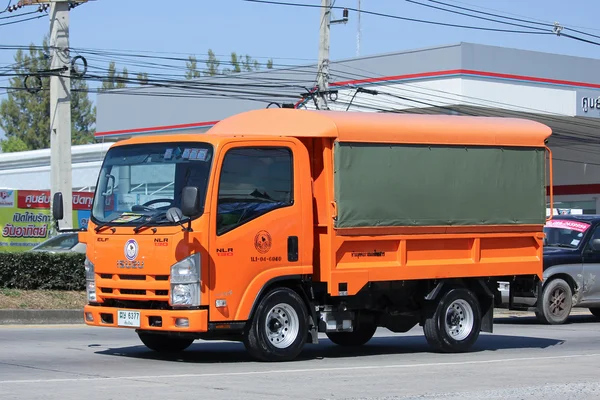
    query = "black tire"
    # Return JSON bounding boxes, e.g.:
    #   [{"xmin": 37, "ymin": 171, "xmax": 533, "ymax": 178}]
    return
[
  {"xmin": 423, "ymin": 287, "xmax": 482, "ymax": 353},
  {"xmin": 589, "ymin": 308, "xmax": 600, "ymax": 319},
  {"xmin": 137, "ymin": 331, "xmax": 194, "ymax": 353},
  {"xmin": 243, "ymin": 287, "xmax": 309, "ymax": 362},
  {"xmin": 535, "ymin": 278, "xmax": 572, "ymax": 325},
  {"xmin": 326, "ymin": 318, "xmax": 377, "ymax": 347}
]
